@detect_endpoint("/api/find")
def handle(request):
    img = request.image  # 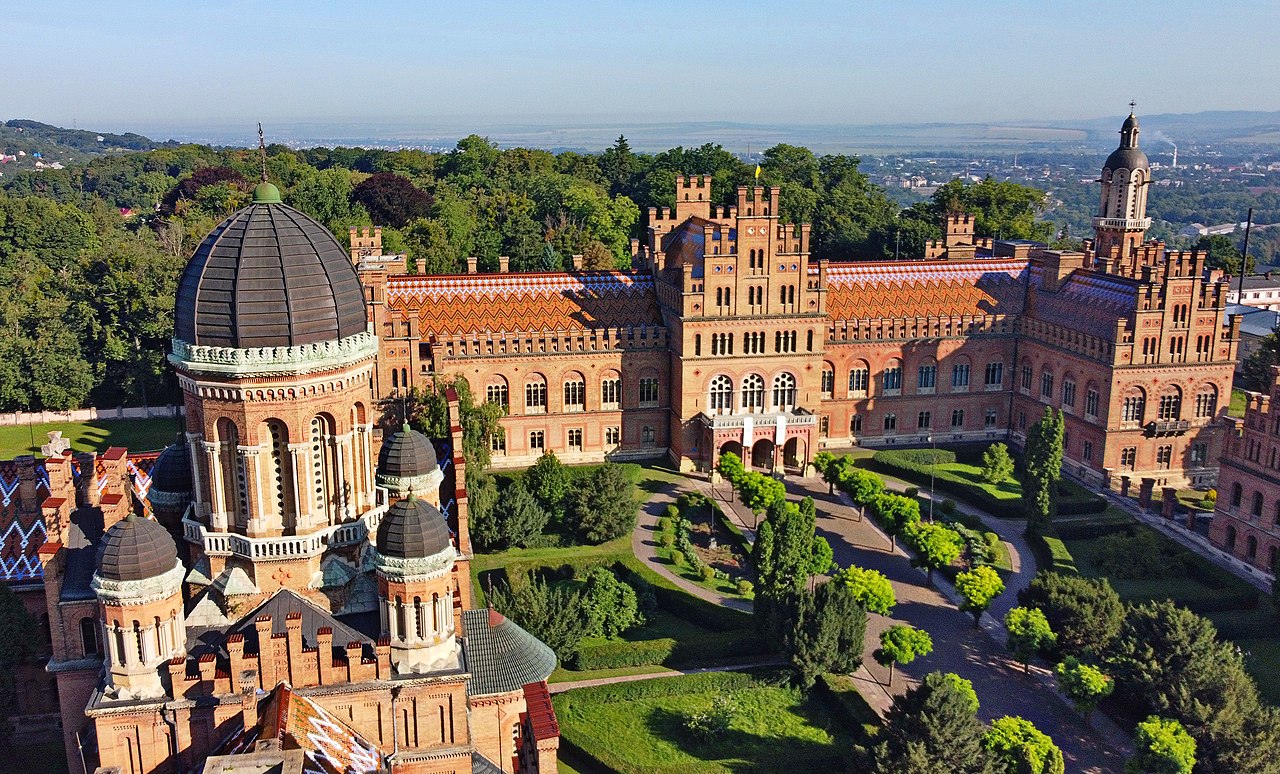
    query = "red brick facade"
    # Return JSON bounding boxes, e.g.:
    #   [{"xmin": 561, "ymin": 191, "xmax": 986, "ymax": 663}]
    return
[
  {"xmin": 360, "ymin": 120, "xmax": 1238, "ymax": 490},
  {"xmin": 1210, "ymin": 366, "xmax": 1280, "ymax": 571}
]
